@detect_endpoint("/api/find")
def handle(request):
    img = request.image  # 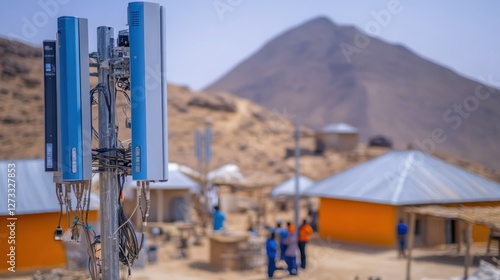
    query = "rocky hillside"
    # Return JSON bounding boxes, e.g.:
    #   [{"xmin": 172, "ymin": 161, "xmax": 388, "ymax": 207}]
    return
[{"xmin": 0, "ymin": 38, "xmax": 44, "ymax": 159}]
